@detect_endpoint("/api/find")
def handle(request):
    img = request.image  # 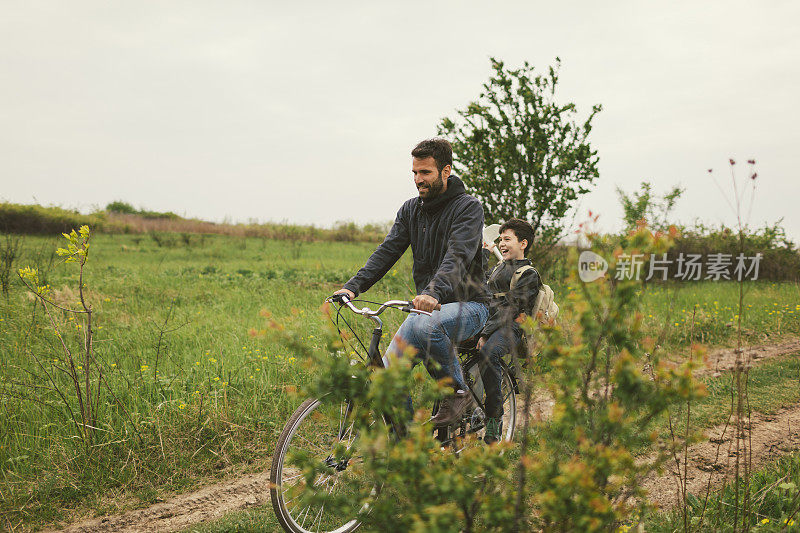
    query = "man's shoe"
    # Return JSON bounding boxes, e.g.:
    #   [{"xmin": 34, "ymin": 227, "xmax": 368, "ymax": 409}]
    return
[
  {"xmin": 430, "ymin": 390, "xmax": 474, "ymax": 427},
  {"xmin": 484, "ymin": 417, "xmax": 503, "ymax": 444}
]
